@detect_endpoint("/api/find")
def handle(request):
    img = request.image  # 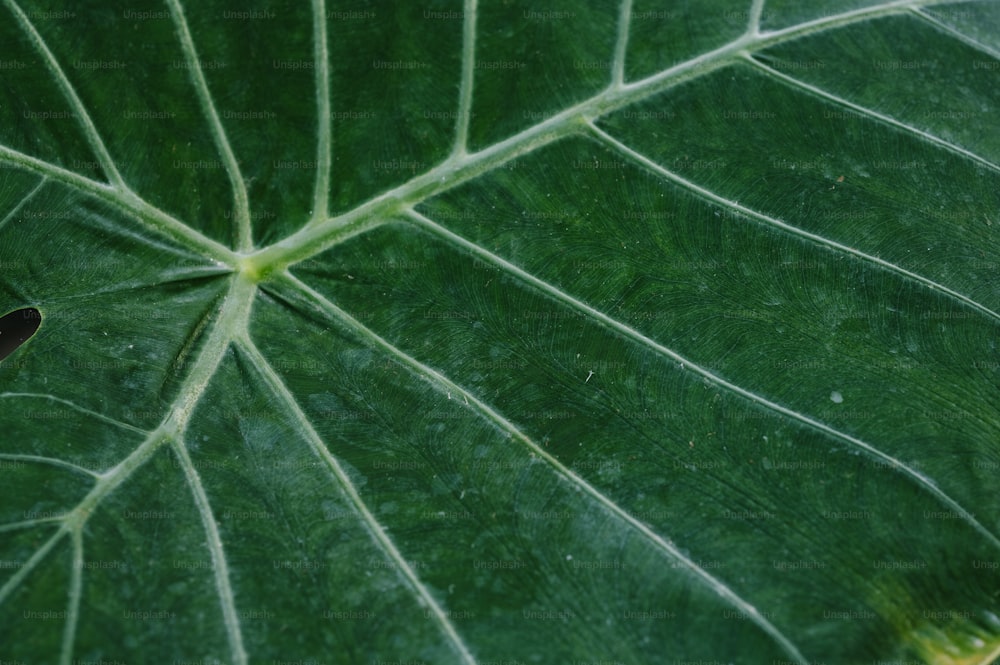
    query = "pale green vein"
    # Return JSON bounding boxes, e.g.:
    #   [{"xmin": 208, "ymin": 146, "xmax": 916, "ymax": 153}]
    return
[
  {"xmin": 0, "ymin": 274, "xmax": 255, "ymax": 659},
  {"xmin": 310, "ymin": 0, "xmax": 331, "ymax": 223},
  {"xmin": 611, "ymin": 0, "xmax": 632, "ymax": 87},
  {"xmin": 2, "ymin": 0, "xmax": 125, "ymax": 188},
  {"xmin": 406, "ymin": 209, "xmax": 1000, "ymax": 552},
  {"xmin": 165, "ymin": 0, "xmax": 252, "ymax": 251},
  {"xmin": 0, "ymin": 392, "xmax": 147, "ymax": 434},
  {"xmin": 0, "ymin": 454, "xmax": 99, "ymax": 479},
  {"xmin": 755, "ymin": 0, "xmax": 947, "ymax": 40},
  {"xmin": 60, "ymin": 527, "xmax": 83, "ymax": 665},
  {"xmin": 0, "ymin": 516, "xmax": 64, "ymax": 533},
  {"xmin": 0, "ymin": 144, "xmax": 120, "ymax": 202},
  {"xmin": 452, "ymin": 0, "xmax": 478, "ymax": 156},
  {"xmin": 235, "ymin": 333, "xmax": 478, "ymax": 665},
  {"xmin": 912, "ymin": 6, "xmax": 1000, "ymax": 61},
  {"xmin": 253, "ymin": 0, "xmax": 960, "ymax": 271},
  {"xmin": 585, "ymin": 121, "xmax": 1000, "ymax": 325},
  {"xmin": 273, "ymin": 271, "xmax": 808, "ymax": 663},
  {"xmin": 745, "ymin": 54, "xmax": 1000, "ymax": 174},
  {"xmin": 162, "ymin": 273, "xmax": 256, "ymax": 433},
  {"xmin": 0, "ymin": 176, "xmax": 47, "ymax": 233},
  {"xmin": 147, "ymin": 271, "xmax": 252, "ymax": 665},
  {"xmin": 748, "ymin": 0, "xmax": 767, "ymax": 35},
  {"xmin": 0, "ymin": 144, "xmax": 237, "ymax": 265},
  {"xmin": 170, "ymin": 438, "xmax": 247, "ymax": 665},
  {"xmin": 0, "ymin": 526, "xmax": 65, "ymax": 605}
]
